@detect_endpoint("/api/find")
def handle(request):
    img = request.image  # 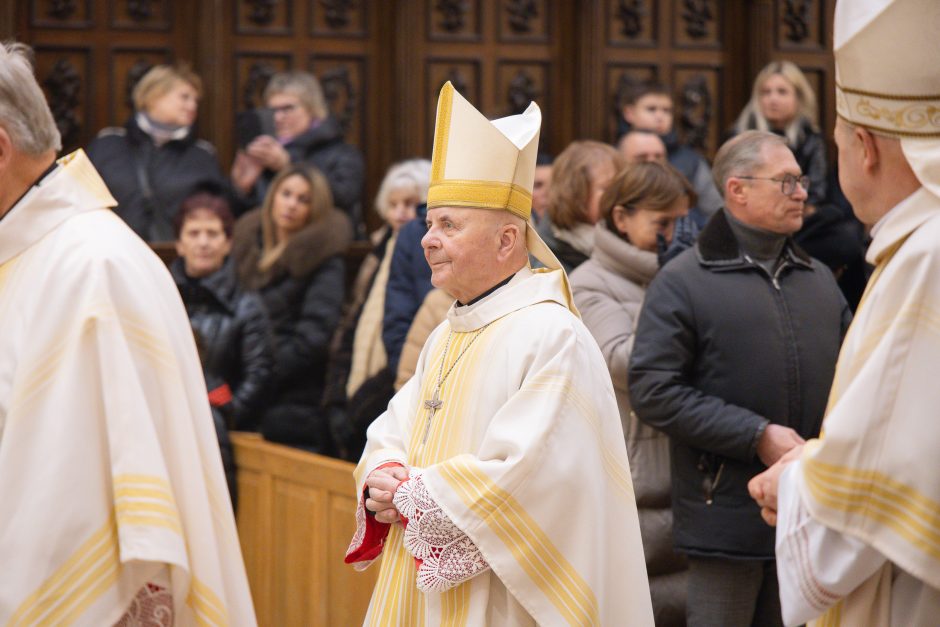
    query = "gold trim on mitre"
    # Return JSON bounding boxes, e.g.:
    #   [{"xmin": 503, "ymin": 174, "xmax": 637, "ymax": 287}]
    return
[
  {"xmin": 427, "ymin": 180, "xmax": 533, "ymax": 221},
  {"xmin": 836, "ymin": 83, "xmax": 940, "ymax": 138}
]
